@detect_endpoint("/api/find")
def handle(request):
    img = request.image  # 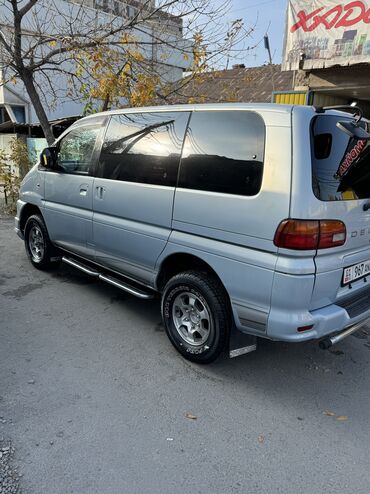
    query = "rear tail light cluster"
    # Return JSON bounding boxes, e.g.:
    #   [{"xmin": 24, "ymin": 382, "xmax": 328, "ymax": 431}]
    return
[{"xmin": 274, "ymin": 219, "xmax": 346, "ymax": 250}]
